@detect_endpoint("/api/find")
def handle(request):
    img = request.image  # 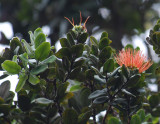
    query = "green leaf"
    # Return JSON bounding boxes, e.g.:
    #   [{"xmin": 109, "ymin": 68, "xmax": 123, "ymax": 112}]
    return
[
  {"xmin": 78, "ymin": 33, "xmax": 88, "ymax": 43},
  {"xmin": 99, "ymin": 46, "xmax": 112, "ymax": 63},
  {"xmin": 100, "ymin": 31, "xmax": 108, "ymax": 40},
  {"xmin": 125, "ymin": 44, "xmax": 134, "ymax": 51},
  {"xmin": 10, "ymin": 37, "xmax": 23, "ymax": 54},
  {"xmin": 127, "ymin": 74, "xmax": 141, "ymax": 87},
  {"xmin": 88, "ymin": 88, "xmax": 107, "ymax": 99},
  {"xmin": 1, "ymin": 60, "xmax": 21, "ymax": 74},
  {"xmin": 67, "ymin": 33, "xmax": 75, "ymax": 45},
  {"xmin": 131, "ymin": 114, "xmax": 141, "ymax": 124},
  {"xmin": 108, "ymin": 117, "xmax": 121, "ymax": 124},
  {"xmin": 93, "ymin": 96, "xmax": 108, "ymax": 104},
  {"xmin": 137, "ymin": 109, "xmax": 145, "ymax": 122},
  {"xmin": 15, "ymin": 72, "xmax": 28, "ymax": 92},
  {"xmin": 62, "ymin": 57, "xmax": 71, "ymax": 71},
  {"xmin": 71, "ymin": 44, "xmax": 84, "ymax": 58},
  {"xmin": 12, "ymin": 55, "xmax": 18, "ymax": 63},
  {"xmin": 122, "ymin": 64, "xmax": 129, "ymax": 78},
  {"xmin": 28, "ymin": 31, "xmax": 35, "ymax": 45},
  {"xmin": 91, "ymin": 66, "xmax": 105, "ymax": 79},
  {"xmin": 19, "ymin": 53, "xmax": 28, "ymax": 67},
  {"xmin": 31, "ymin": 64, "xmax": 48, "ymax": 75},
  {"xmin": 90, "ymin": 36, "xmax": 98, "ymax": 46},
  {"xmin": 63, "ymin": 108, "xmax": 78, "ymax": 124},
  {"xmin": 69, "ymin": 67, "xmax": 81, "ymax": 79},
  {"xmin": 99, "ymin": 37, "xmax": 112, "ymax": 50},
  {"xmin": 35, "ymin": 42, "xmax": 51, "ymax": 61},
  {"xmin": 57, "ymin": 82, "xmax": 69, "ymax": 100},
  {"xmin": 40, "ymin": 55, "xmax": 56, "ymax": 65},
  {"xmin": 55, "ymin": 48, "xmax": 71, "ymax": 59},
  {"xmin": 0, "ymin": 81, "xmax": 10, "ymax": 99},
  {"xmin": 122, "ymin": 89, "xmax": 136, "ymax": 97},
  {"xmin": 29, "ymin": 74, "xmax": 40, "ymax": 85},
  {"xmin": 70, "ymin": 85, "xmax": 82, "ymax": 92},
  {"xmin": 34, "ymin": 33, "xmax": 46, "ymax": 48},
  {"xmin": 155, "ymin": 66, "xmax": 160, "ymax": 75},
  {"xmin": 31, "ymin": 98, "xmax": 53, "ymax": 105},
  {"xmin": 103, "ymin": 58, "xmax": 114, "ymax": 73},
  {"xmin": 34, "ymin": 28, "xmax": 43, "ymax": 38},
  {"xmin": 91, "ymin": 45, "xmax": 98, "ymax": 56},
  {"xmin": 149, "ymin": 94, "xmax": 160, "ymax": 108},
  {"xmin": 22, "ymin": 39, "xmax": 34, "ymax": 58},
  {"xmin": 78, "ymin": 111, "xmax": 92, "ymax": 124},
  {"xmin": 60, "ymin": 38, "xmax": 71, "ymax": 48}
]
